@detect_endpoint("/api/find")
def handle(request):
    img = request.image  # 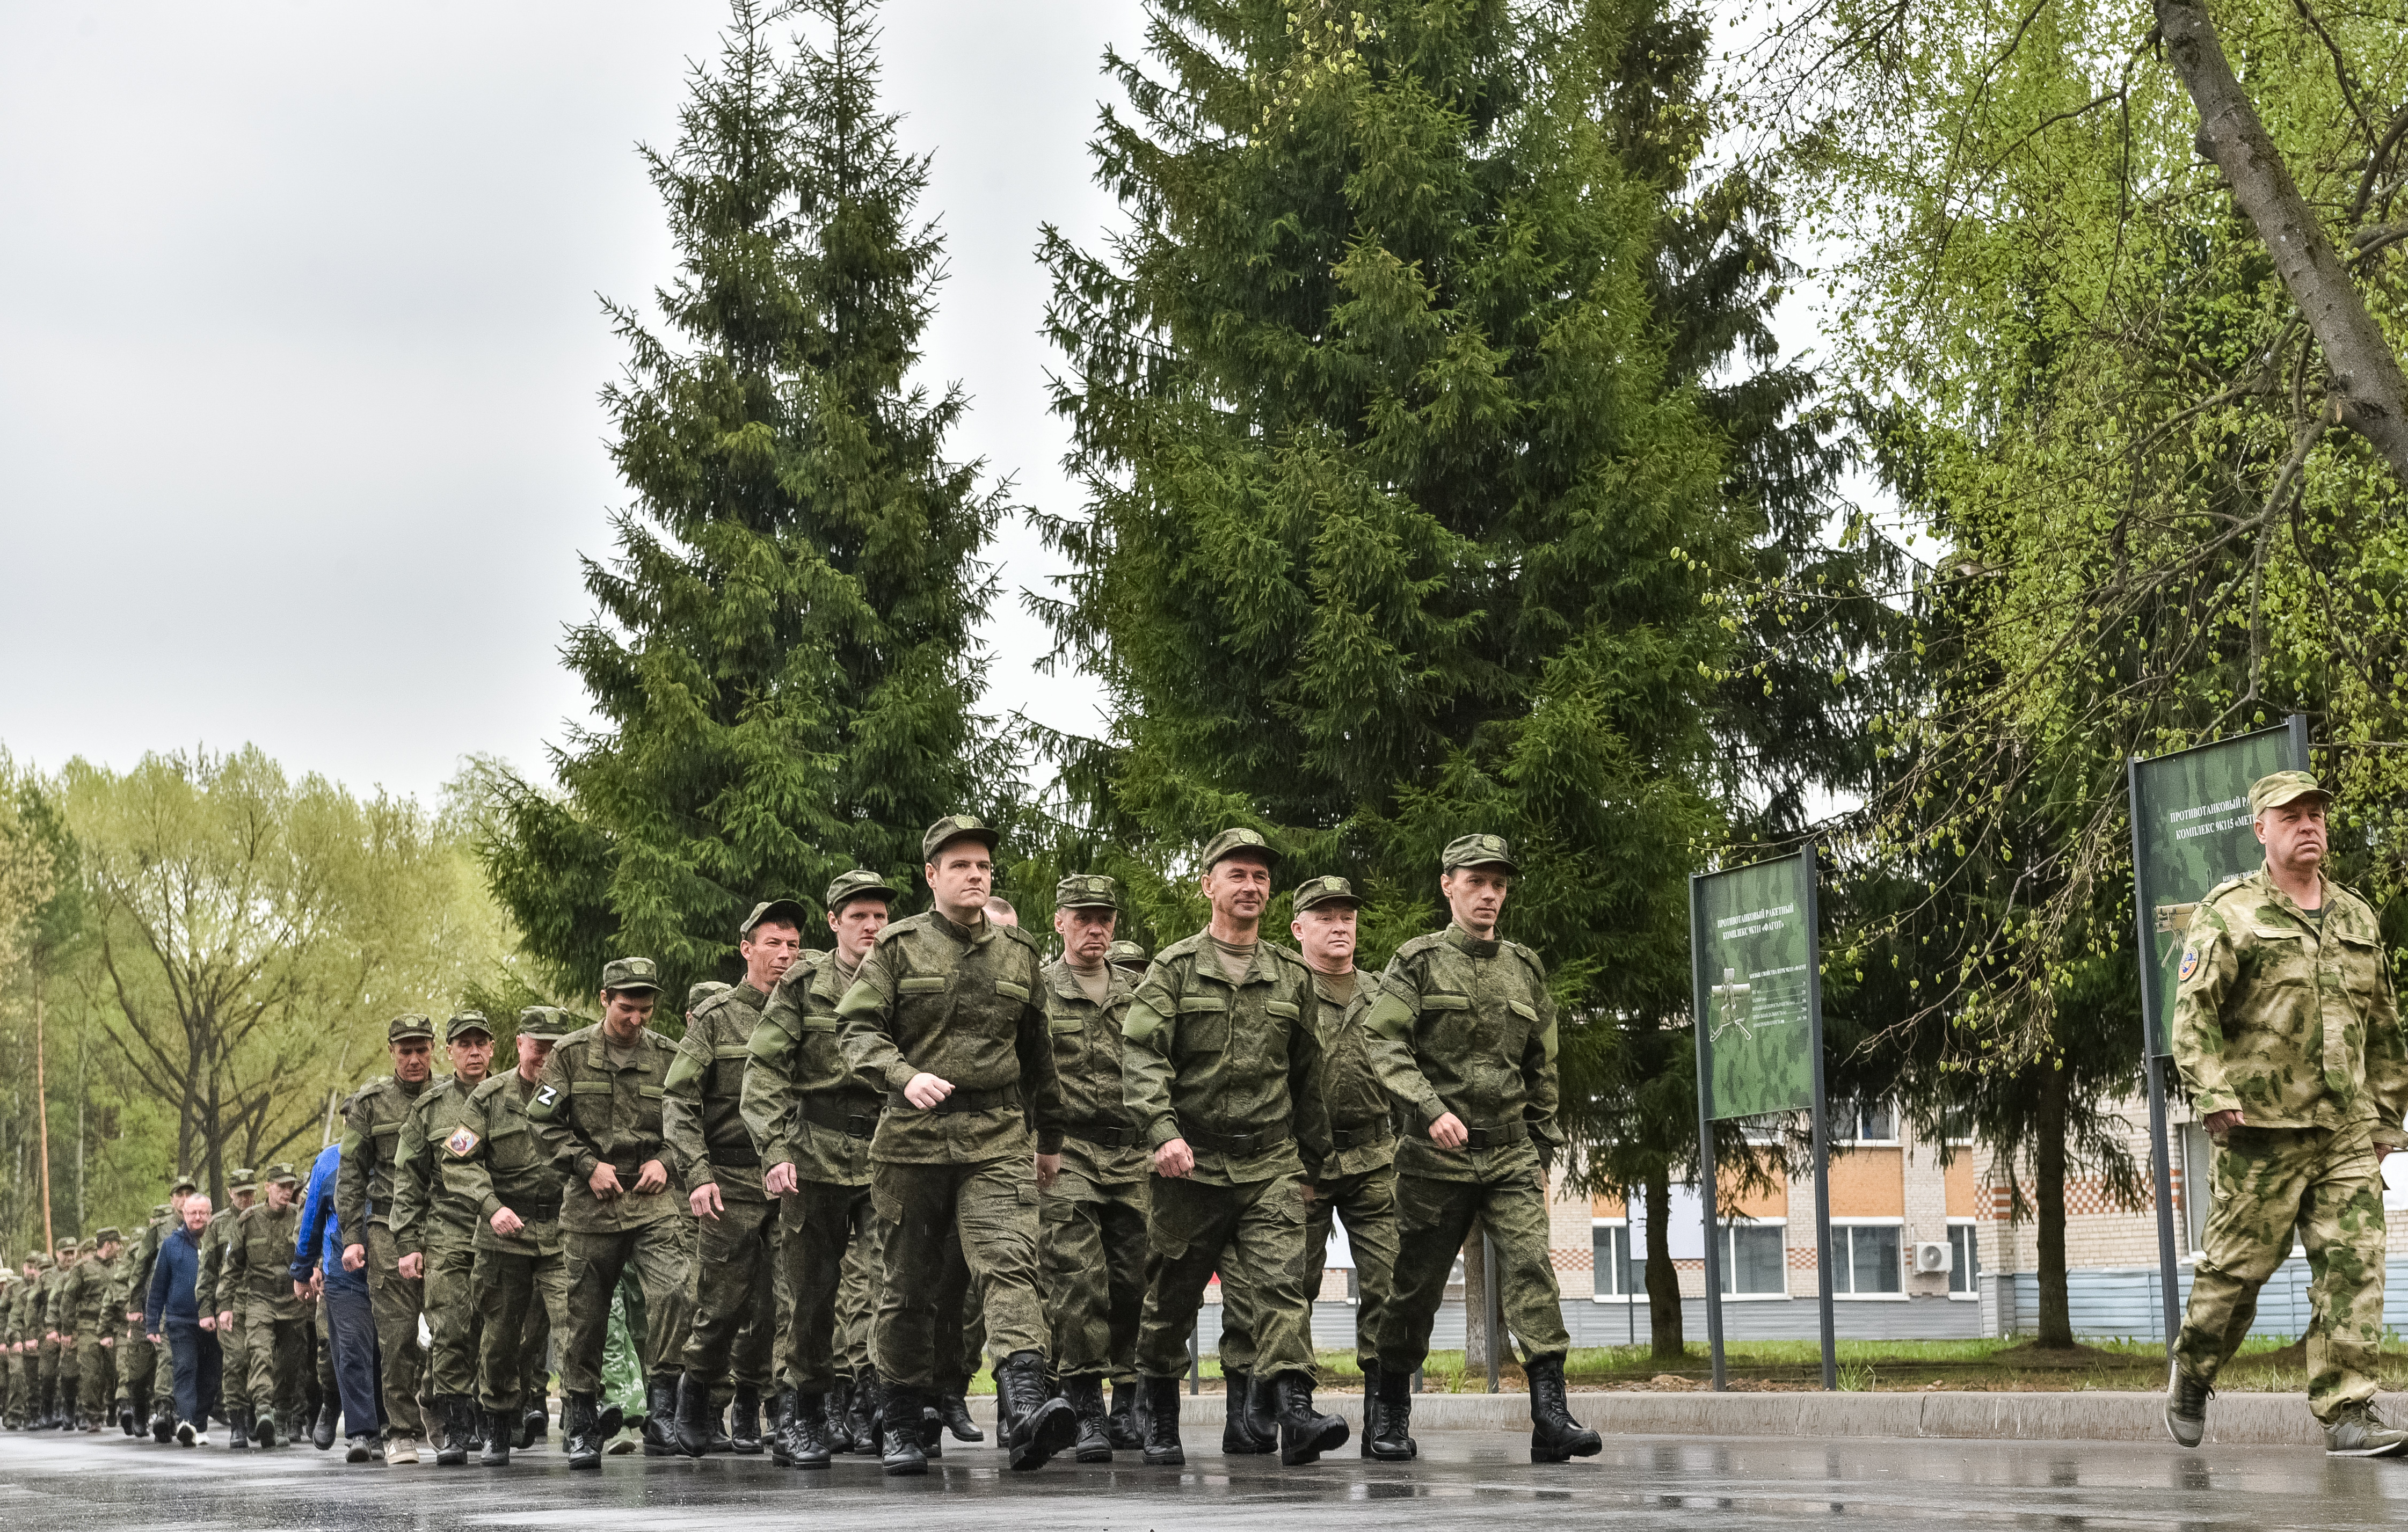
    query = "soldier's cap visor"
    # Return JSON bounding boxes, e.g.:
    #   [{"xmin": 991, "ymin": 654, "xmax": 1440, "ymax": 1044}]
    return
[
  {"xmin": 1441, "ymin": 833, "xmax": 1519, "ymax": 874},
  {"xmin": 444, "ymin": 1012, "xmax": 494, "ymax": 1041},
  {"xmin": 922, "ymin": 816, "xmax": 1000, "ymax": 862},
  {"xmin": 387, "ymin": 1014, "xmax": 438, "ymax": 1042},
  {"xmin": 2250, "ymin": 770, "xmax": 2333, "ymax": 816},
  {"xmin": 741, "ymin": 898, "xmax": 812, "ymax": 935}
]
